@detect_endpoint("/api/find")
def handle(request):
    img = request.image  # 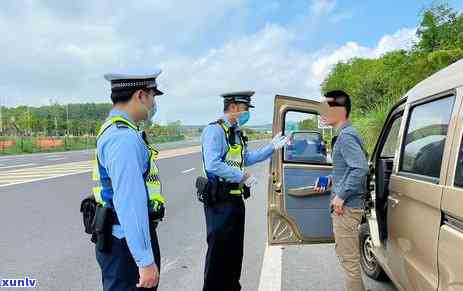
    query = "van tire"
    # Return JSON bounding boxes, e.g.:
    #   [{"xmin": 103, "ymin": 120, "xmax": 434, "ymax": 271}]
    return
[{"xmin": 359, "ymin": 223, "xmax": 389, "ymax": 281}]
